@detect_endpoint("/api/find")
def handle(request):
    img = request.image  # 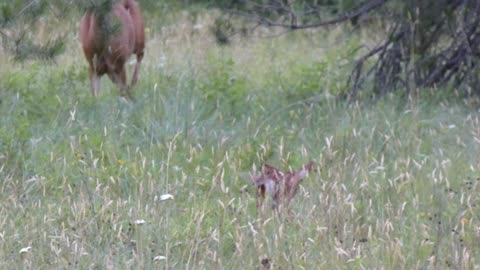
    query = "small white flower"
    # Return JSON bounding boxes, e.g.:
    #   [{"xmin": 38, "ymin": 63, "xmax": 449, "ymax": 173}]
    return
[
  {"xmin": 19, "ymin": 246, "xmax": 31, "ymax": 254},
  {"xmin": 134, "ymin": 219, "xmax": 146, "ymax": 225},
  {"xmin": 159, "ymin": 194, "xmax": 174, "ymax": 201},
  {"xmin": 153, "ymin": 255, "xmax": 166, "ymax": 261},
  {"xmin": 193, "ymin": 24, "xmax": 203, "ymax": 30}
]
